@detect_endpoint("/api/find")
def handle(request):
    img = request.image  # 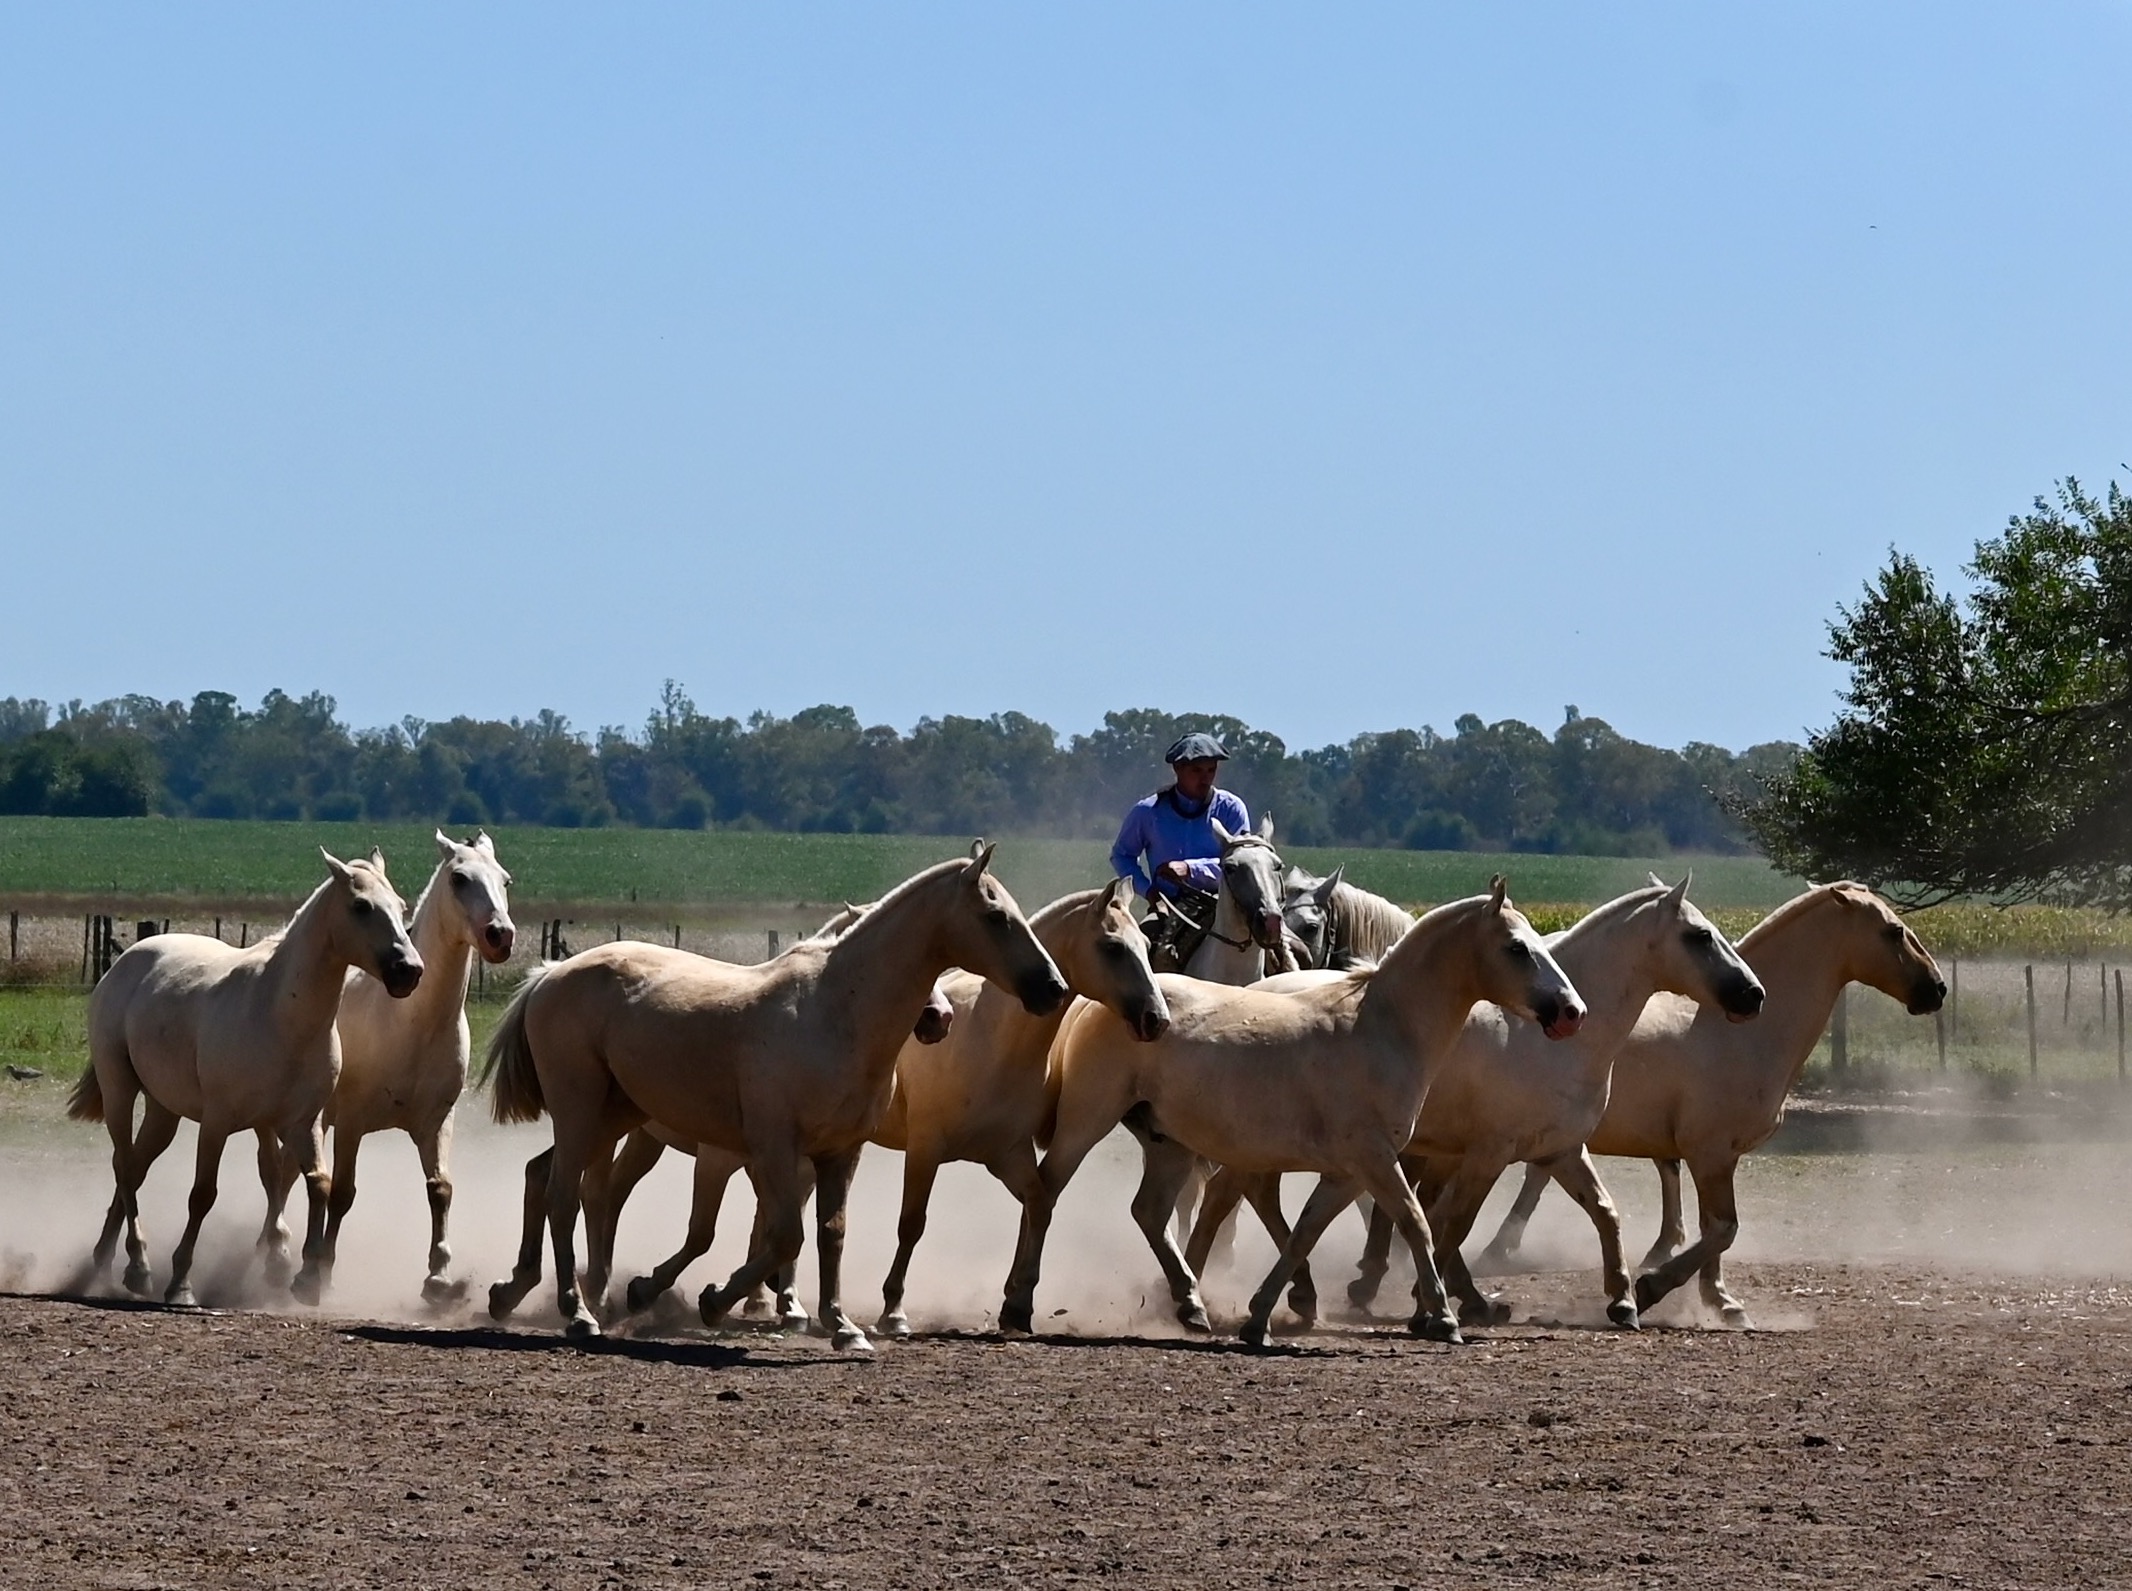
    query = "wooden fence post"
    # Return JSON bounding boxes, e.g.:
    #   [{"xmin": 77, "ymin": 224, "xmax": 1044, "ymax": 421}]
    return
[
  {"xmin": 767, "ymin": 928, "xmax": 780, "ymax": 959},
  {"xmin": 1950, "ymin": 959, "xmax": 1960, "ymax": 1040},
  {"xmin": 1830, "ymin": 986, "xmax": 1849, "ymax": 1077},
  {"xmin": 214, "ymin": 916, "xmax": 222, "ymax": 943},
  {"xmin": 81, "ymin": 914, "xmax": 91, "ymax": 982},
  {"xmin": 2063, "ymin": 961, "xmax": 2073, "ymax": 1026},
  {"xmin": 239, "ymin": 923, "xmax": 249, "ymax": 949},
  {"xmin": 672, "ymin": 924, "xmax": 681, "ymax": 949},
  {"xmin": 7, "ymin": 910, "xmax": 15, "ymax": 962},
  {"xmin": 2025, "ymin": 964, "xmax": 2038, "ymax": 1080}
]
